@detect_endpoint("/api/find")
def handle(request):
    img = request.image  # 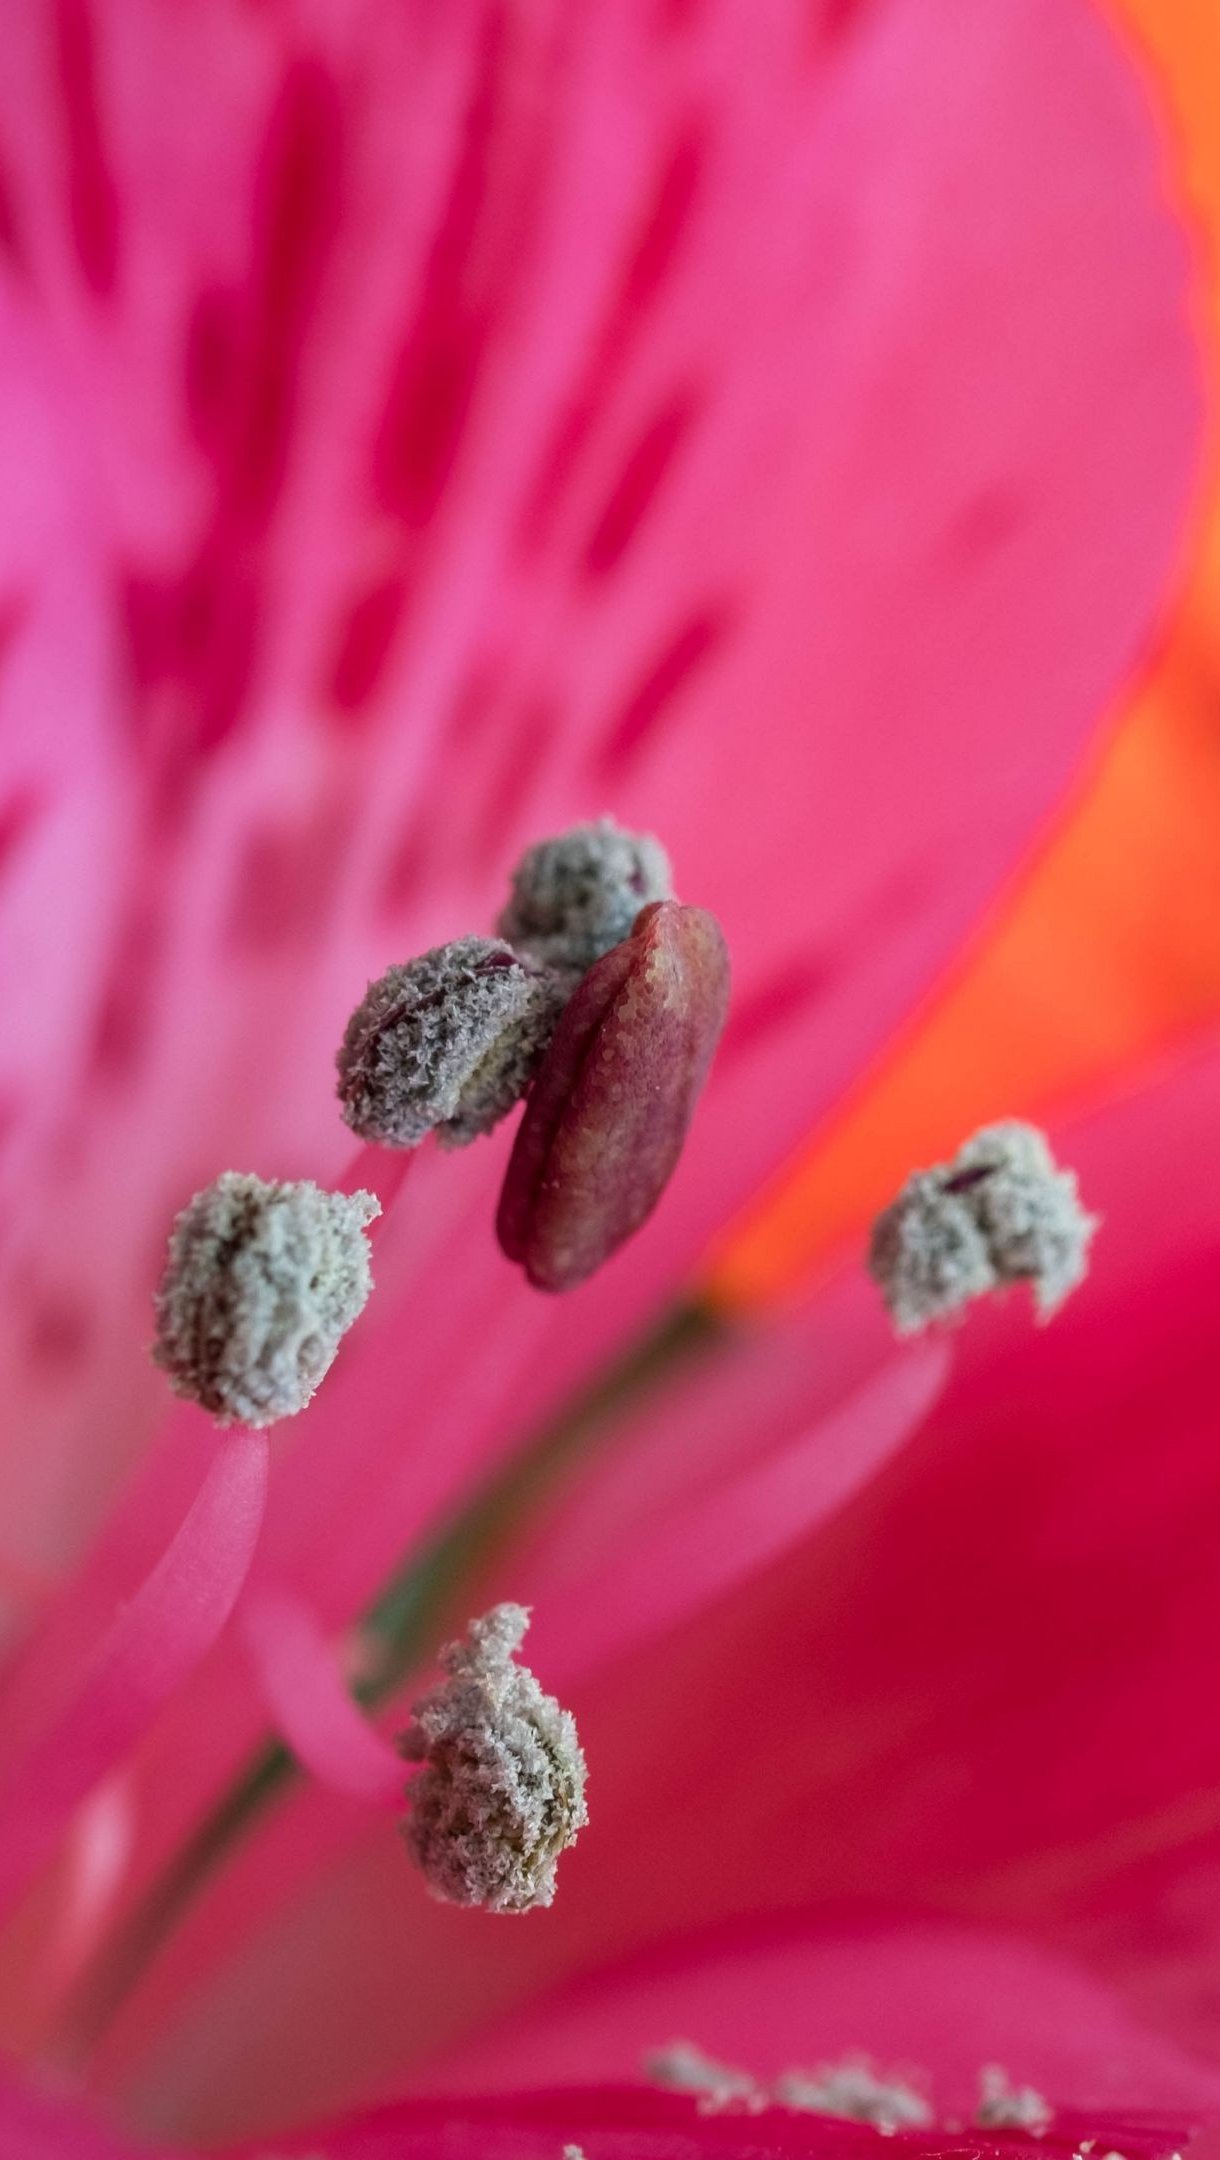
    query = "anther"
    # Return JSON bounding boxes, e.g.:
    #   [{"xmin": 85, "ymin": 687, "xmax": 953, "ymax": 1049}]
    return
[
  {"xmin": 645, "ymin": 2042, "xmax": 765, "ymax": 2115},
  {"xmin": 976, "ymin": 2066, "xmax": 1052, "ymax": 2132},
  {"xmin": 499, "ymin": 816, "xmax": 672, "ymax": 983},
  {"xmin": 497, "ymin": 900, "xmax": 730, "ymax": 1290},
  {"xmin": 400, "ymin": 1603, "xmax": 587, "ymax": 1913},
  {"xmin": 153, "ymin": 1172, "xmax": 379, "ymax": 1427},
  {"xmin": 337, "ymin": 937, "xmax": 566, "ymax": 1149},
  {"xmin": 775, "ymin": 2059, "xmax": 932, "ymax": 2129},
  {"xmin": 869, "ymin": 1120, "xmax": 1097, "ymax": 1334}
]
